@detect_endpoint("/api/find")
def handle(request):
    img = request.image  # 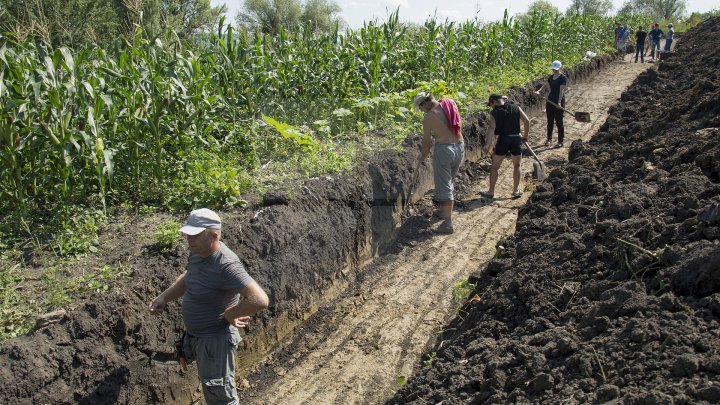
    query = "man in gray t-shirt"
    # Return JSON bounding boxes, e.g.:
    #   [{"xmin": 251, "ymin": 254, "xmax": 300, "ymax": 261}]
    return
[{"xmin": 150, "ymin": 208, "xmax": 269, "ymax": 405}]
